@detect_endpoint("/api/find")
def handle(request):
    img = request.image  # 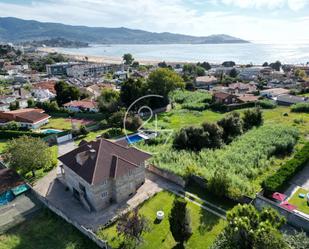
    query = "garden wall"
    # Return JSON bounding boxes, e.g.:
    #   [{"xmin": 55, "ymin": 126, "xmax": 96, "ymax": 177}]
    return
[
  {"xmin": 147, "ymin": 164, "xmax": 186, "ymax": 187},
  {"xmin": 31, "ymin": 189, "xmax": 110, "ymax": 249},
  {"xmin": 254, "ymin": 193, "xmax": 309, "ymax": 232}
]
